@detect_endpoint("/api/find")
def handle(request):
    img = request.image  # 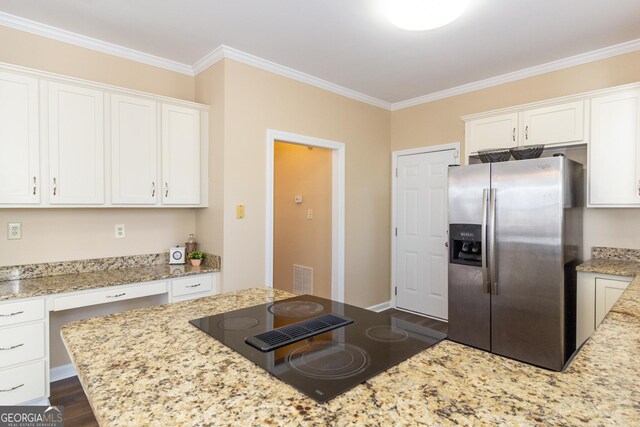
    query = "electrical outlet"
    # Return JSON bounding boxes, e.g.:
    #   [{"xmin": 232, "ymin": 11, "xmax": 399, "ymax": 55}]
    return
[
  {"xmin": 8, "ymin": 223, "xmax": 22, "ymax": 240},
  {"xmin": 115, "ymin": 224, "xmax": 126, "ymax": 239}
]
